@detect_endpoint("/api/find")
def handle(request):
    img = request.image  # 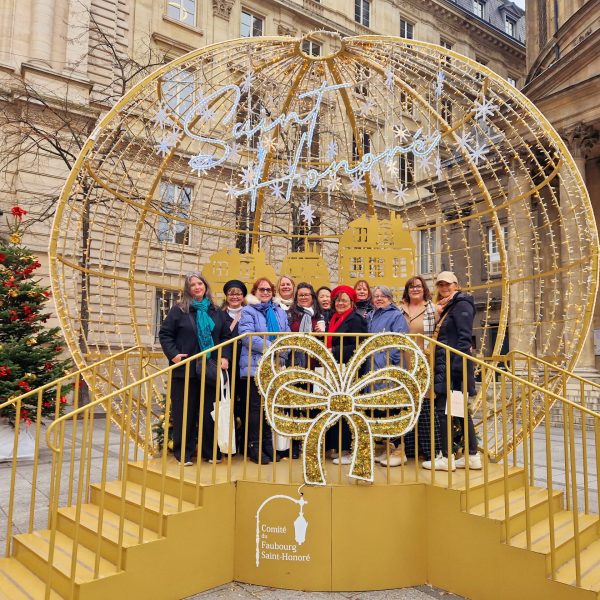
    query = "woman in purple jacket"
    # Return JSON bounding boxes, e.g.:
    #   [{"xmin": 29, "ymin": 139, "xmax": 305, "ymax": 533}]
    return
[{"xmin": 238, "ymin": 277, "xmax": 290, "ymax": 464}]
